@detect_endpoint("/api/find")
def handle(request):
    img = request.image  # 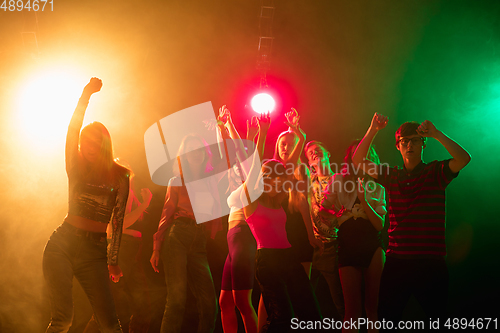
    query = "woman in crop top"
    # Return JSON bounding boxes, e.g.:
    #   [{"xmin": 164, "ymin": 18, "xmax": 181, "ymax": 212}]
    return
[
  {"xmin": 322, "ymin": 140, "xmax": 386, "ymax": 332},
  {"xmin": 237, "ymin": 113, "xmax": 322, "ymax": 332},
  {"xmin": 215, "ymin": 106, "xmax": 258, "ymax": 333},
  {"xmin": 42, "ymin": 78, "xmax": 130, "ymax": 333},
  {"xmin": 150, "ymin": 134, "xmax": 221, "ymax": 333}
]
